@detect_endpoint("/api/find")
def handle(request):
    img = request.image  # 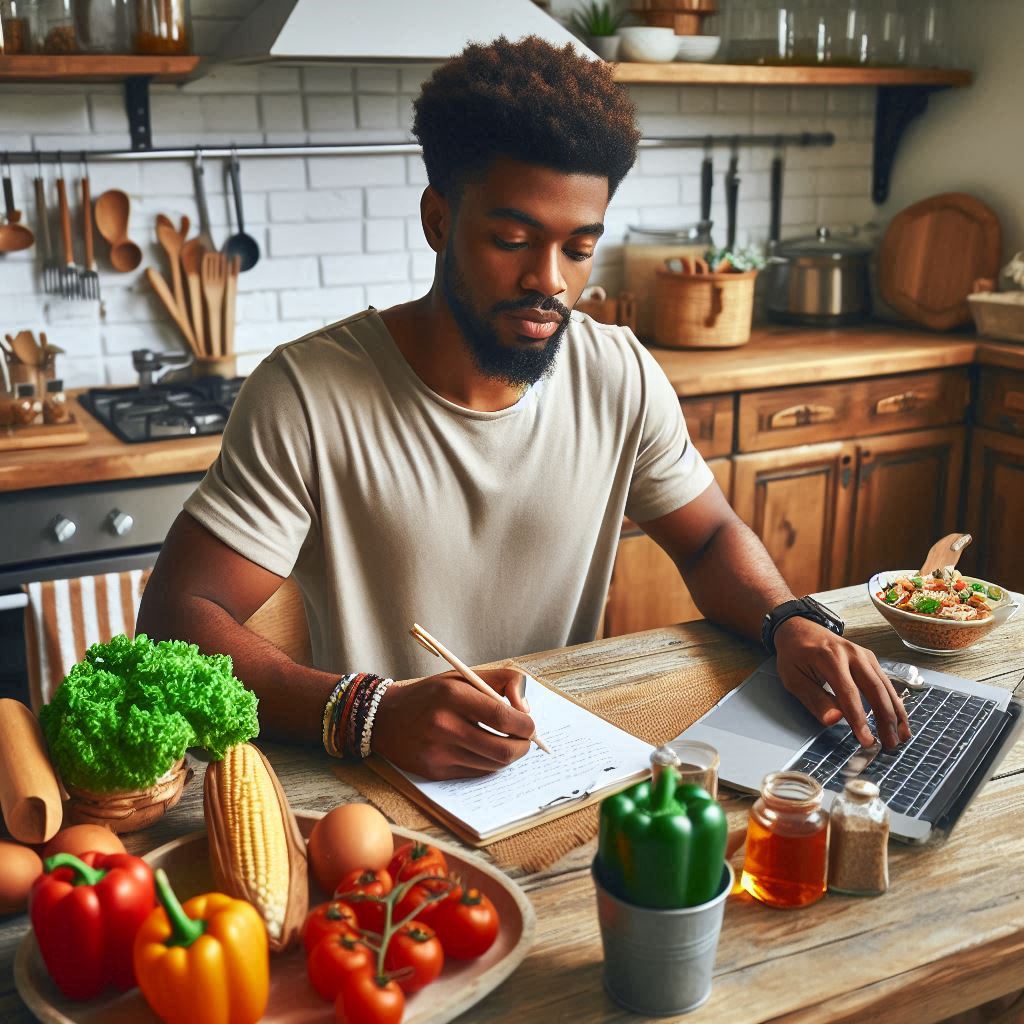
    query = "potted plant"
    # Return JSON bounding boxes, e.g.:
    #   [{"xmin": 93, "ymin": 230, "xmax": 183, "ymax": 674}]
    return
[{"xmin": 570, "ymin": 1, "xmax": 626, "ymax": 61}]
